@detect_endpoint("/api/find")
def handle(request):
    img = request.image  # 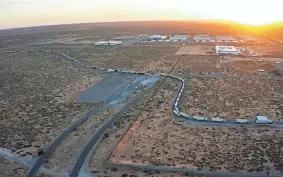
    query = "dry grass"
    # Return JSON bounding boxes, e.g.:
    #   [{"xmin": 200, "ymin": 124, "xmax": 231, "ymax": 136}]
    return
[
  {"xmin": 0, "ymin": 53, "xmax": 100, "ymax": 157},
  {"xmin": 182, "ymin": 78, "xmax": 283, "ymax": 121},
  {"xmin": 175, "ymin": 45, "xmax": 215, "ymax": 55},
  {"xmin": 110, "ymin": 78, "xmax": 283, "ymax": 173}
]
